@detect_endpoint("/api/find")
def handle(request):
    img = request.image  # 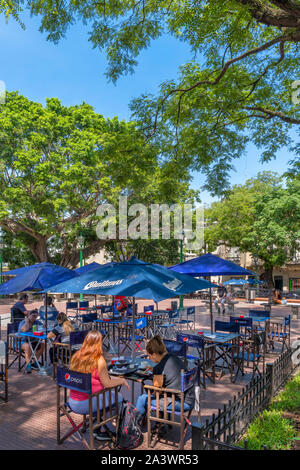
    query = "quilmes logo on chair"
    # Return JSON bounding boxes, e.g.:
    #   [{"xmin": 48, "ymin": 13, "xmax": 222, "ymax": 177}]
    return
[{"xmin": 65, "ymin": 373, "xmax": 83, "ymax": 385}]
